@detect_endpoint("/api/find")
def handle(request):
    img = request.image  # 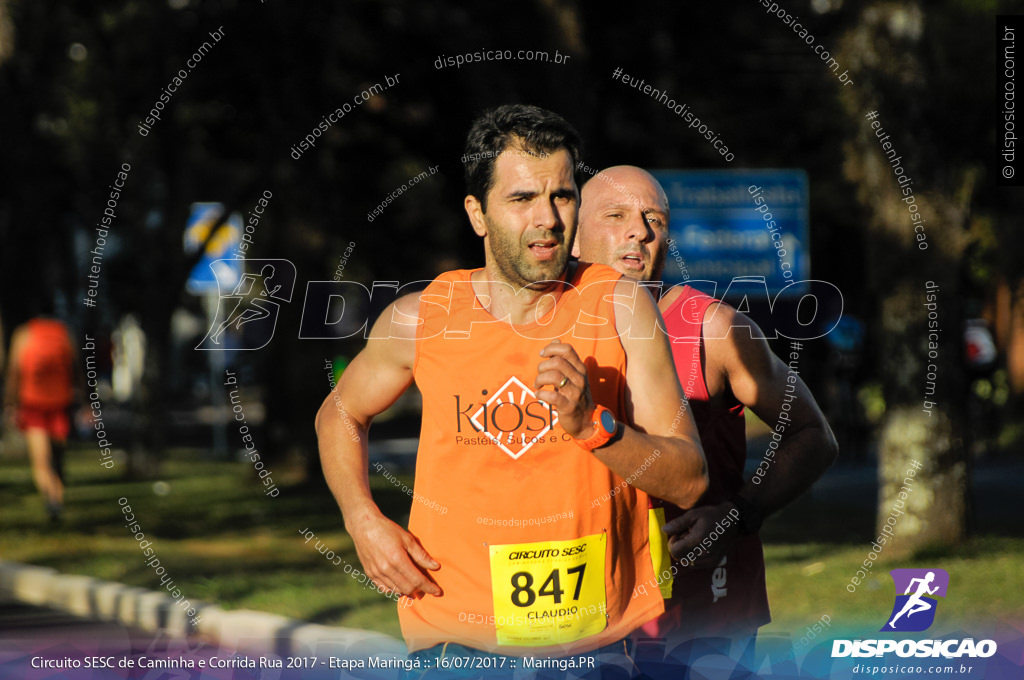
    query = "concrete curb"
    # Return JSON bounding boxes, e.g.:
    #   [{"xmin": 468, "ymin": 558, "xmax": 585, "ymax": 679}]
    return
[{"xmin": 0, "ymin": 560, "xmax": 406, "ymax": 657}]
